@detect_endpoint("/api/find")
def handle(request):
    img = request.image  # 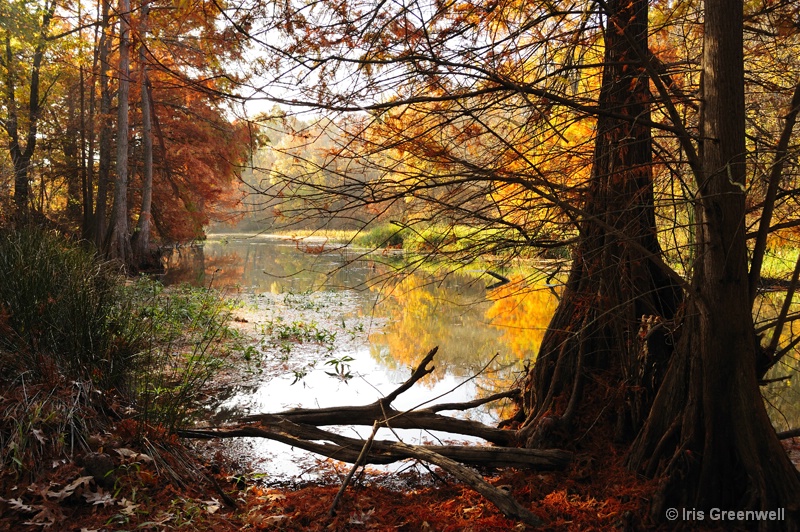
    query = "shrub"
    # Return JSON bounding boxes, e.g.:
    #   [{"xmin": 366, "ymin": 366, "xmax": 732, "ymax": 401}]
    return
[{"xmin": 0, "ymin": 227, "xmax": 139, "ymax": 390}]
